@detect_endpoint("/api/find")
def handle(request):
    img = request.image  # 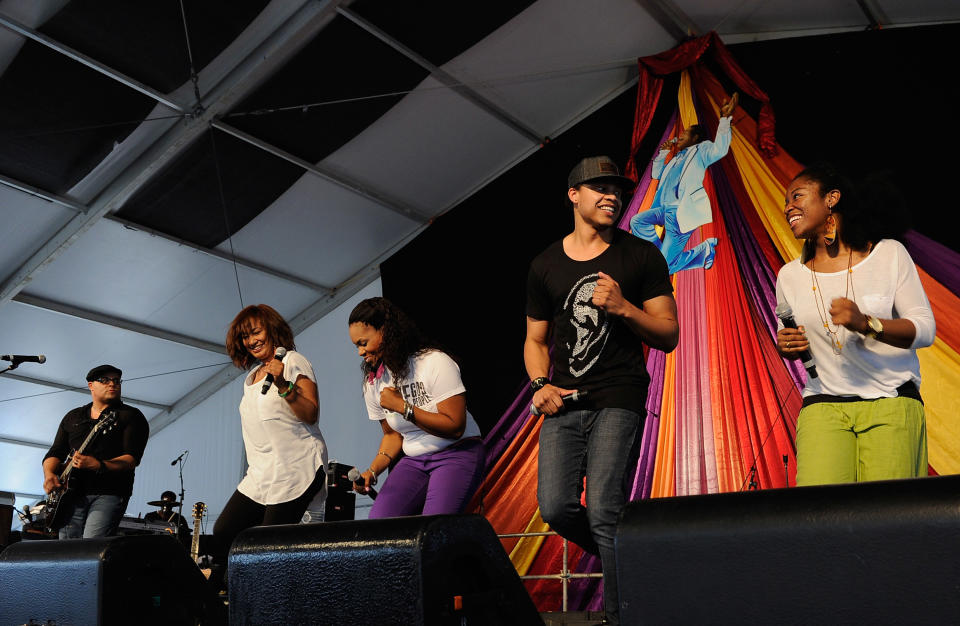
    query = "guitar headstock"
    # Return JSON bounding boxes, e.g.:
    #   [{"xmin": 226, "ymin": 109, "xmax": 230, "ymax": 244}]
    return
[
  {"xmin": 192, "ymin": 501, "xmax": 207, "ymax": 520},
  {"xmin": 95, "ymin": 409, "xmax": 119, "ymax": 434}
]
